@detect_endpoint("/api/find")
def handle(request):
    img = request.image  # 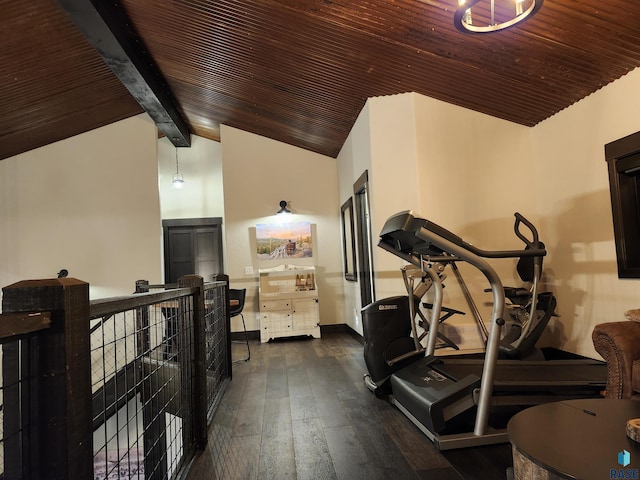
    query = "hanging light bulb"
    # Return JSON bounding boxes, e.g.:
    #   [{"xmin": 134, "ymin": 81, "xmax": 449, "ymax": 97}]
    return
[{"xmin": 172, "ymin": 148, "xmax": 185, "ymax": 188}]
